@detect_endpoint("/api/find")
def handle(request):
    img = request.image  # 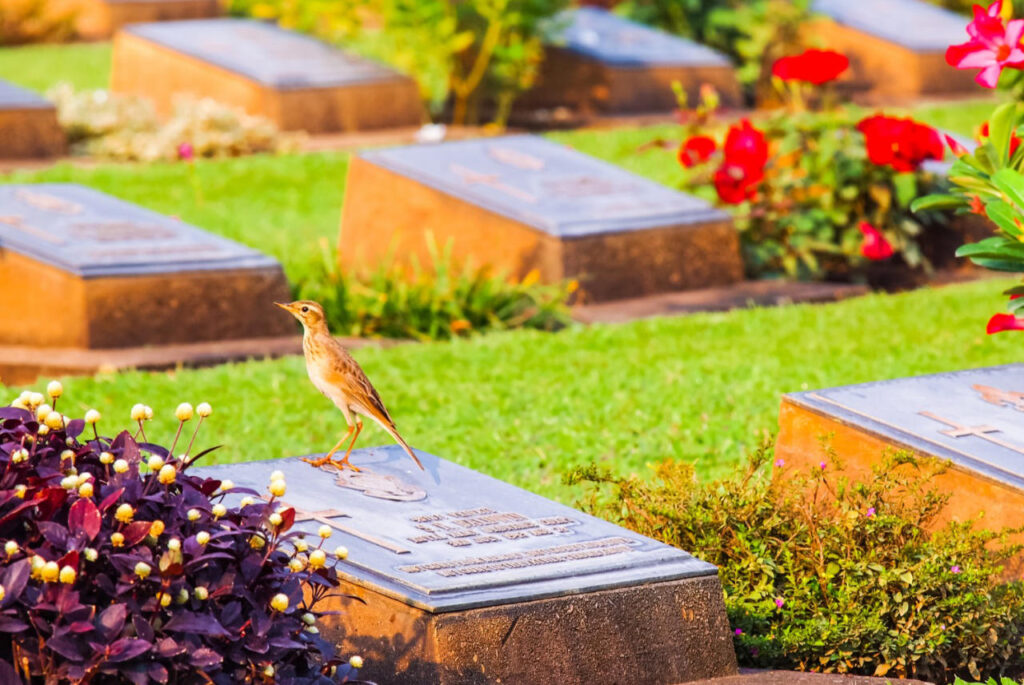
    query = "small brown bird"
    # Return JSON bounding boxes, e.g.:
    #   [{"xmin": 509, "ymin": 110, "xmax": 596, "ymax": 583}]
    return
[{"xmin": 275, "ymin": 300, "xmax": 424, "ymax": 472}]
